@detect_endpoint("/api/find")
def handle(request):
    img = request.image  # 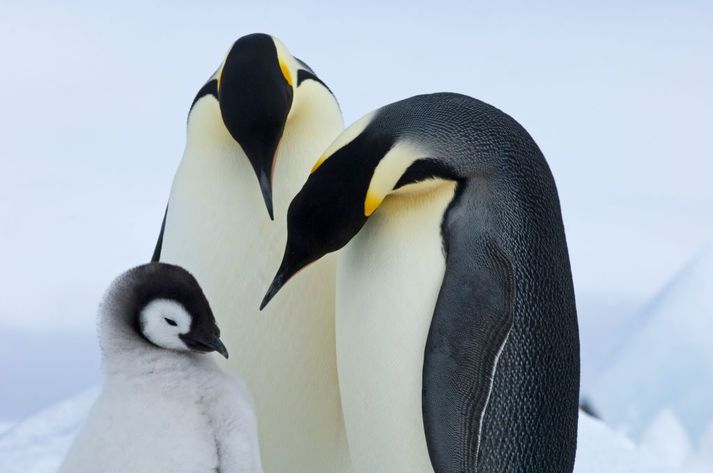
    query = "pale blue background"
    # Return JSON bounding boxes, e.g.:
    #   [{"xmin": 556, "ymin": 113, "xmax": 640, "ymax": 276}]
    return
[{"xmin": 1, "ymin": 0, "xmax": 711, "ymax": 421}]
